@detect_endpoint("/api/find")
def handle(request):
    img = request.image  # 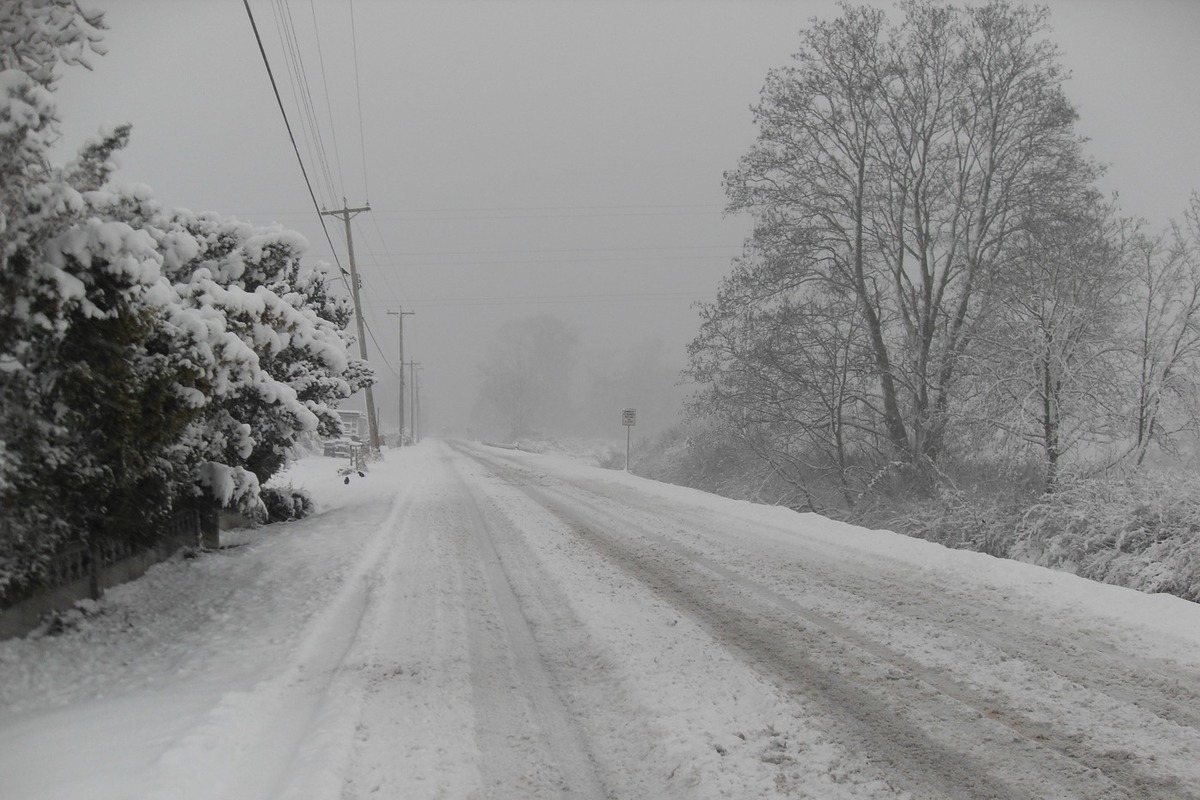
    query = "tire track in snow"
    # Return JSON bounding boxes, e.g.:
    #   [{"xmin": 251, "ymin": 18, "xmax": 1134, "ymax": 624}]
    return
[
  {"xmin": 464, "ymin": 445, "xmax": 1192, "ymax": 800},
  {"xmin": 142, "ymin": 470, "xmax": 417, "ymax": 800},
  {"xmin": 528, "ymin": 471, "xmax": 1200, "ymax": 799},
  {"xmin": 447, "ymin": 460, "xmax": 610, "ymax": 799},
  {"xmin": 521, "ymin": 489, "xmax": 1028, "ymax": 799},
  {"xmin": 645, "ymin": 497, "xmax": 1200, "ymax": 733}
]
